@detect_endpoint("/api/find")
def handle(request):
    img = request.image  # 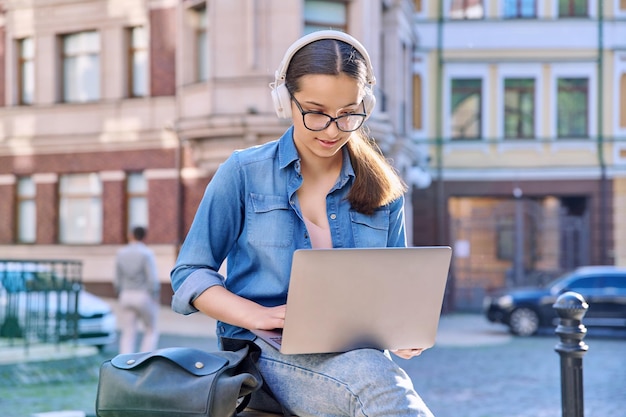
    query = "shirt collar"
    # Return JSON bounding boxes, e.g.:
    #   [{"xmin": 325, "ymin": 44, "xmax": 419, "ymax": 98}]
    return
[{"xmin": 277, "ymin": 126, "xmax": 356, "ymax": 183}]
